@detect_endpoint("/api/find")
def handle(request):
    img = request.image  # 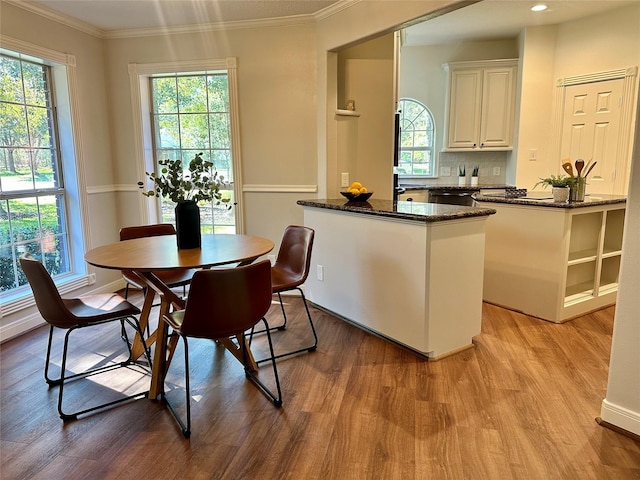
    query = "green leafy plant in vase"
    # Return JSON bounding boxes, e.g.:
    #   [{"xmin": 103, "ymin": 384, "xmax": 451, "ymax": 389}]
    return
[
  {"xmin": 138, "ymin": 152, "xmax": 231, "ymax": 248},
  {"xmin": 534, "ymin": 174, "xmax": 577, "ymax": 203}
]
